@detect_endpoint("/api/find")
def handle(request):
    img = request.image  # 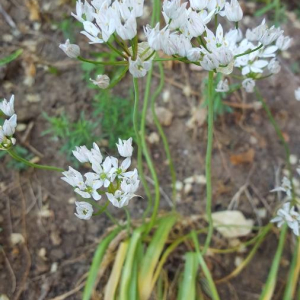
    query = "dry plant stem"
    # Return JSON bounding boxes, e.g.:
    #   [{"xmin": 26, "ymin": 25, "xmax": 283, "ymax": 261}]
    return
[
  {"xmin": 7, "ymin": 148, "xmax": 64, "ymax": 172},
  {"xmin": 259, "ymin": 224, "xmax": 288, "ymax": 300},
  {"xmin": 151, "ymin": 61, "xmax": 177, "ymax": 204},
  {"xmin": 216, "ymin": 224, "xmax": 272, "ymax": 284},
  {"xmin": 202, "ymin": 71, "xmax": 215, "ymax": 255}
]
